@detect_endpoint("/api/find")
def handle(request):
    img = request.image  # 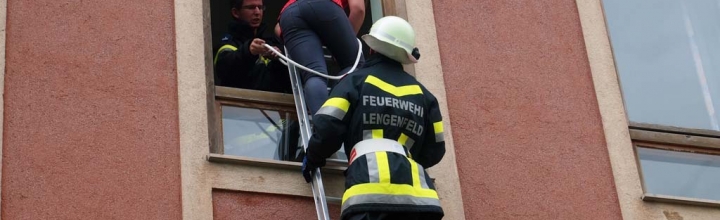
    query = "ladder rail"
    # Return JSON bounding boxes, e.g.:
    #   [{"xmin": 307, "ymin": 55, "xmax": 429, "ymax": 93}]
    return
[{"xmin": 286, "ymin": 47, "xmax": 331, "ymax": 220}]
